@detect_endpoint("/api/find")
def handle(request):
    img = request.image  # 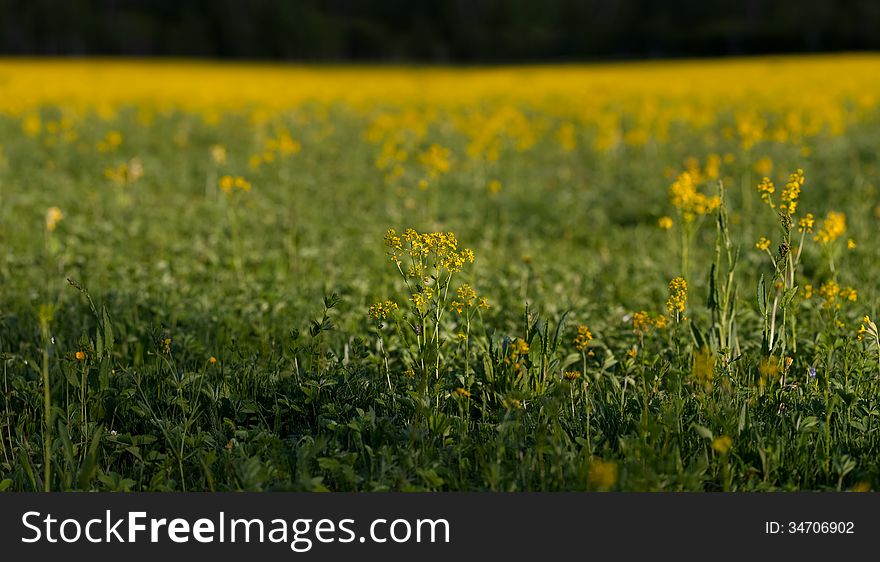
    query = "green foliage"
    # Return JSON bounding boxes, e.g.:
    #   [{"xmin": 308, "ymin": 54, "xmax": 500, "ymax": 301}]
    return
[{"xmin": 0, "ymin": 104, "xmax": 878, "ymax": 492}]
